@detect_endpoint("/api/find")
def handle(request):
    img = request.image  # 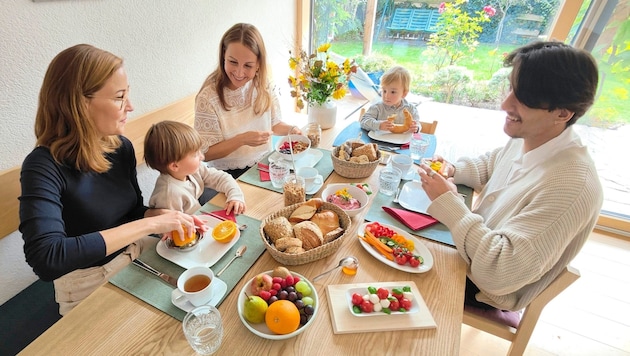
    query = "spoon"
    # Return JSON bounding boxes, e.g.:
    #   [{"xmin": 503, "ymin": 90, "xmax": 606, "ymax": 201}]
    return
[
  {"xmin": 313, "ymin": 256, "xmax": 358, "ymax": 281},
  {"xmin": 216, "ymin": 245, "xmax": 247, "ymax": 277},
  {"xmin": 393, "ymin": 187, "xmax": 401, "ymax": 203}
]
